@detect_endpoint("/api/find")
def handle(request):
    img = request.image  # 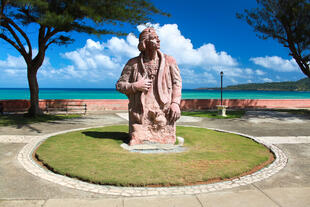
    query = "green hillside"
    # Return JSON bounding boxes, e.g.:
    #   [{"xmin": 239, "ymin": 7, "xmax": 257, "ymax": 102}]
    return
[{"xmin": 198, "ymin": 78, "xmax": 310, "ymax": 91}]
